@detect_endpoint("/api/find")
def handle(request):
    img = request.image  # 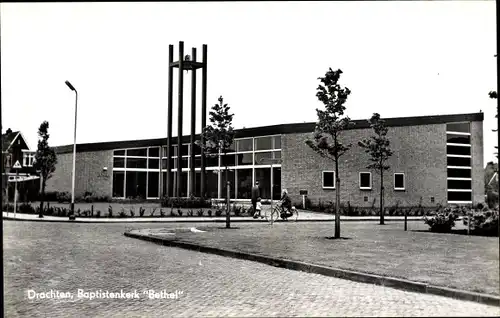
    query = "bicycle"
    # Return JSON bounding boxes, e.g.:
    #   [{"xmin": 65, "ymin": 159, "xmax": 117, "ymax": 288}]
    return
[{"xmin": 265, "ymin": 204, "xmax": 299, "ymax": 223}]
